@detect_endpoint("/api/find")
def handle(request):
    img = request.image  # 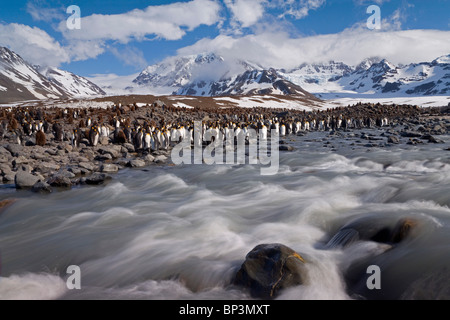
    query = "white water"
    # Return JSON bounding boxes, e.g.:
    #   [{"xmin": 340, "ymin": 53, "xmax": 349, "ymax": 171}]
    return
[{"xmin": 0, "ymin": 129, "xmax": 449, "ymax": 300}]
